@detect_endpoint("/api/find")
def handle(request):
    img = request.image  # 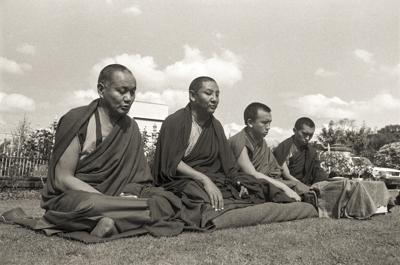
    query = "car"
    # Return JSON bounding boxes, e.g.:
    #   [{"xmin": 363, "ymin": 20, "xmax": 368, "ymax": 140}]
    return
[{"xmin": 372, "ymin": 167, "xmax": 400, "ymax": 188}]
